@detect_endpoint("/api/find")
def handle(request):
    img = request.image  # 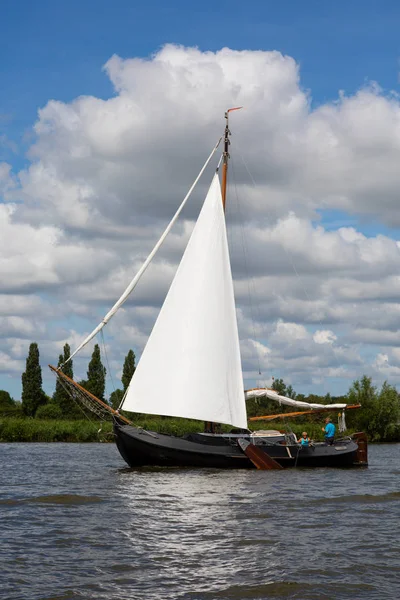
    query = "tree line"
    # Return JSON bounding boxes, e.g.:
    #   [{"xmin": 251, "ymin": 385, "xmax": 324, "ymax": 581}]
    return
[
  {"xmin": 1, "ymin": 344, "xmax": 399, "ymax": 442},
  {"xmin": 0, "ymin": 342, "xmax": 136, "ymax": 420}
]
